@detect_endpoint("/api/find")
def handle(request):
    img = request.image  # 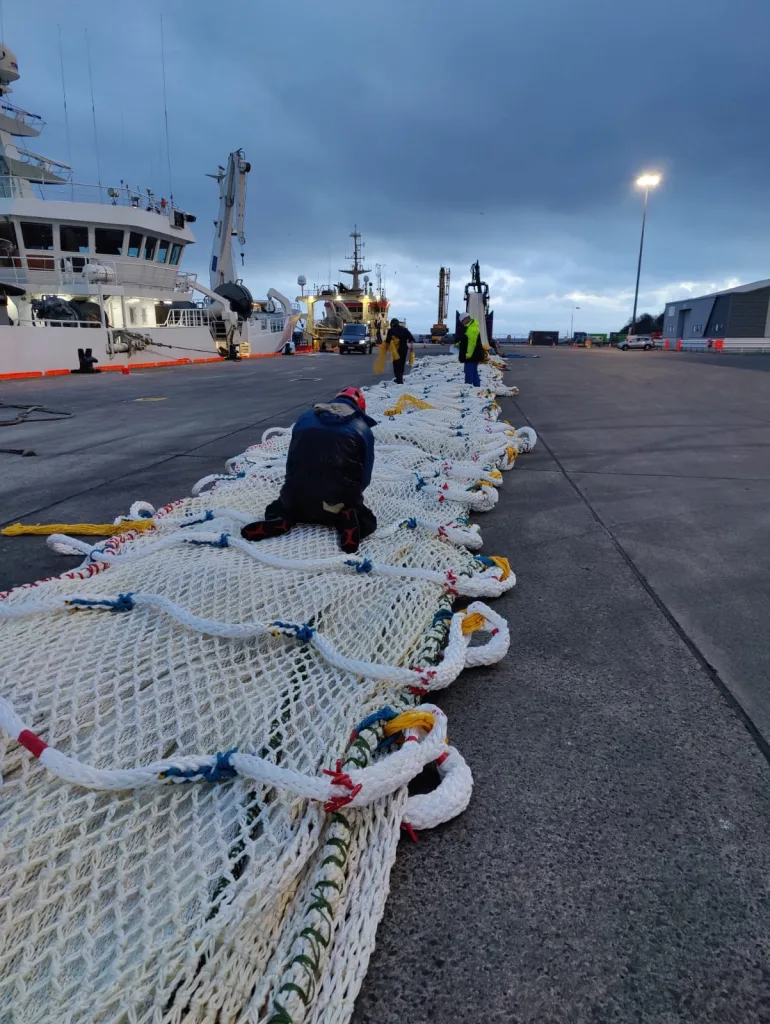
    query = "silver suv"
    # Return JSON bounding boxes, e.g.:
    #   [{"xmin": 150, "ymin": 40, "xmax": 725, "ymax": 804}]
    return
[{"xmin": 619, "ymin": 335, "xmax": 653, "ymax": 351}]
